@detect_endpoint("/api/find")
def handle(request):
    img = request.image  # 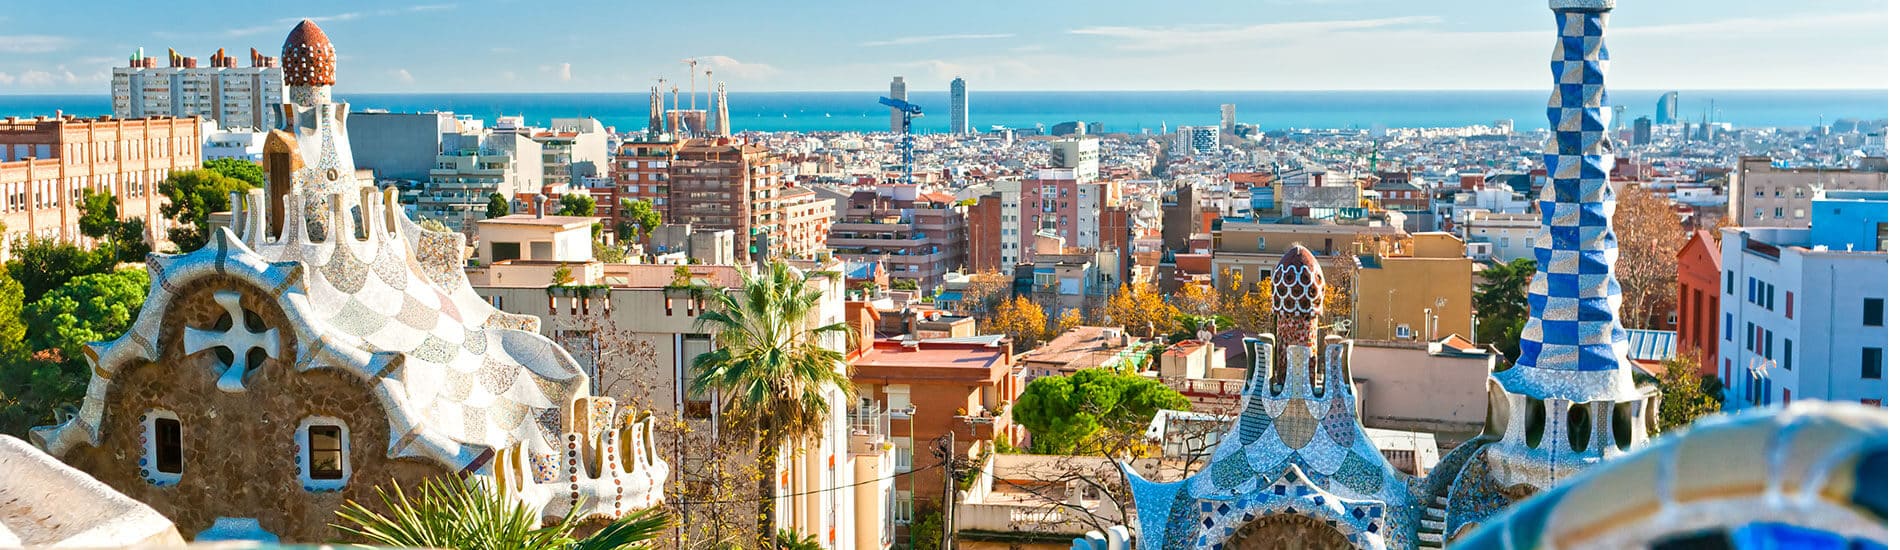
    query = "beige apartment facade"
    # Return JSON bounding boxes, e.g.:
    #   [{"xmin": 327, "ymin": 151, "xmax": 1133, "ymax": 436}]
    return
[{"xmin": 0, "ymin": 114, "xmax": 199, "ymax": 245}]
